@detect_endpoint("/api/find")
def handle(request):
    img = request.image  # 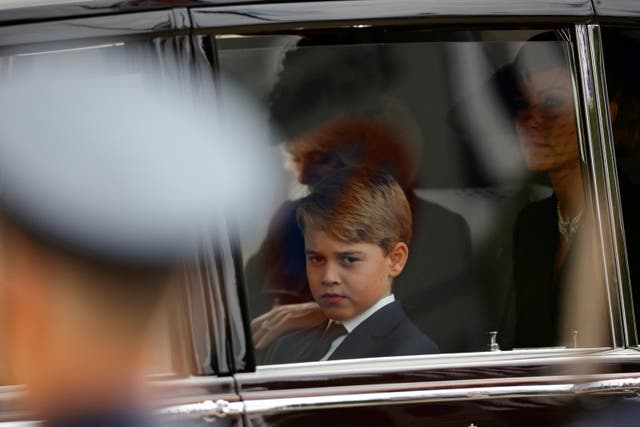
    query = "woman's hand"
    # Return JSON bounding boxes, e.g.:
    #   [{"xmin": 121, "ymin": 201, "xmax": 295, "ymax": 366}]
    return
[{"xmin": 251, "ymin": 302, "xmax": 327, "ymax": 349}]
